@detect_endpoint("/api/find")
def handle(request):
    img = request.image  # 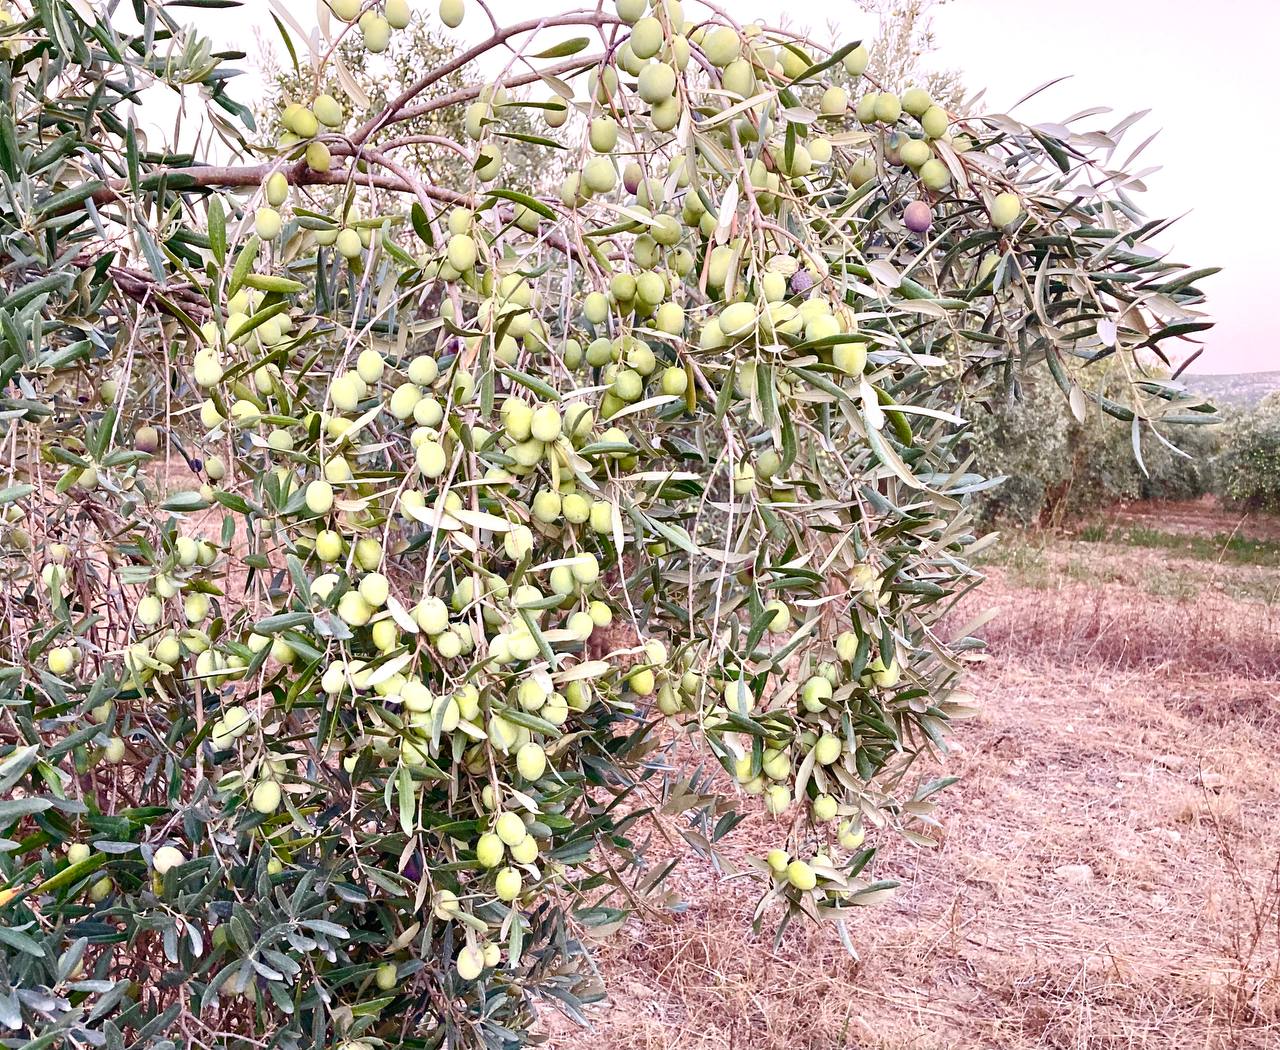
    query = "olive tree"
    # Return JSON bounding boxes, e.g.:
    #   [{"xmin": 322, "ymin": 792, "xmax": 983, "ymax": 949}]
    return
[
  {"xmin": 966, "ymin": 364, "xmax": 1218, "ymax": 526},
  {"xmin": 1216, "ymin": 393, "xmax": 1280, "ymax": 513},
  {"xmin": 0, "ymin": 0, "xmax": 1214, "ymax": 1047}
]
